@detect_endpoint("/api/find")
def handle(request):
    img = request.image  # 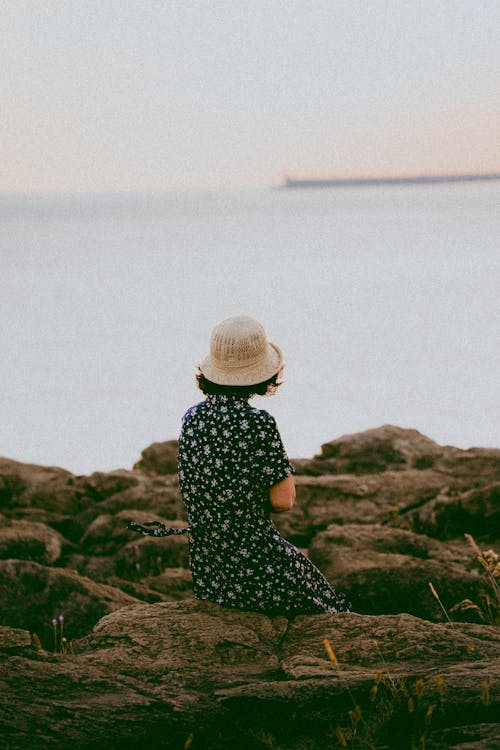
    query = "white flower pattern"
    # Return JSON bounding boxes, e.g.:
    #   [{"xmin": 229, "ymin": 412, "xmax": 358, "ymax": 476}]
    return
[{"xmin": 178, "ymin": 394, "xmax": 350, "ymax": 615}]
